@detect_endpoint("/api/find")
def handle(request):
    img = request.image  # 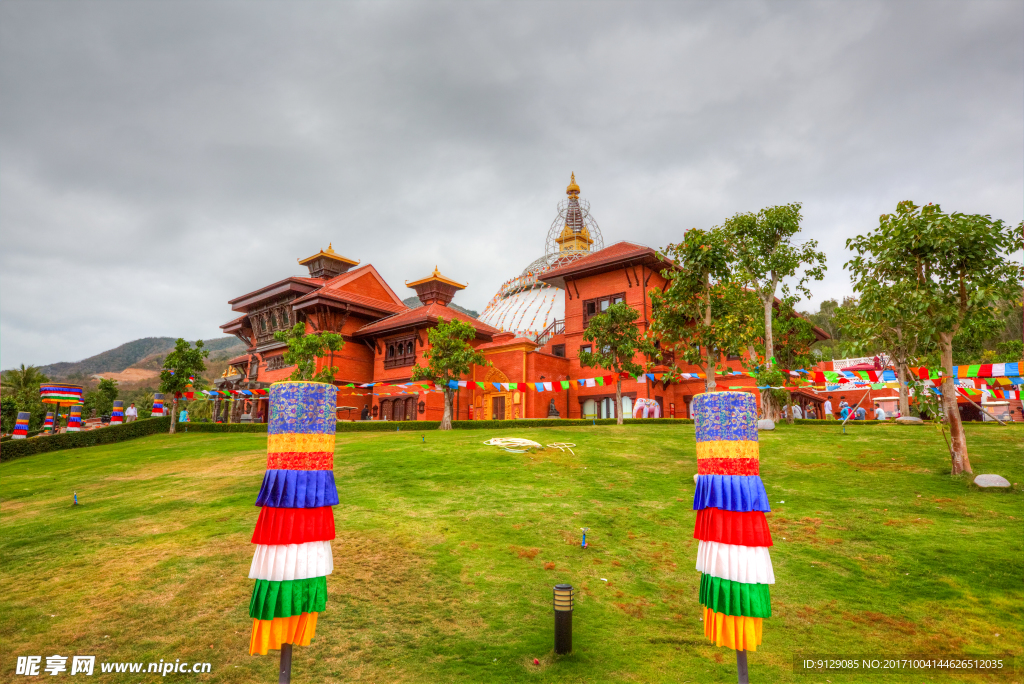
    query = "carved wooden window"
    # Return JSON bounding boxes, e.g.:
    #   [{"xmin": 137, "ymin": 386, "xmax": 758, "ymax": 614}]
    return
[
  {"xmin": 384, "ymin": 334, "xmax": 417, "ymax": 369},
  {"xmin": 551, "ymin": 344, "xmax": 565, "ymax": 358},
  {"xmin": 583, "ymin": 292, "xmax": 626, "ymax": 327},
  {"xmin": 266, "ymin": 355, "xmax": 288, "ymax": 371}
]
